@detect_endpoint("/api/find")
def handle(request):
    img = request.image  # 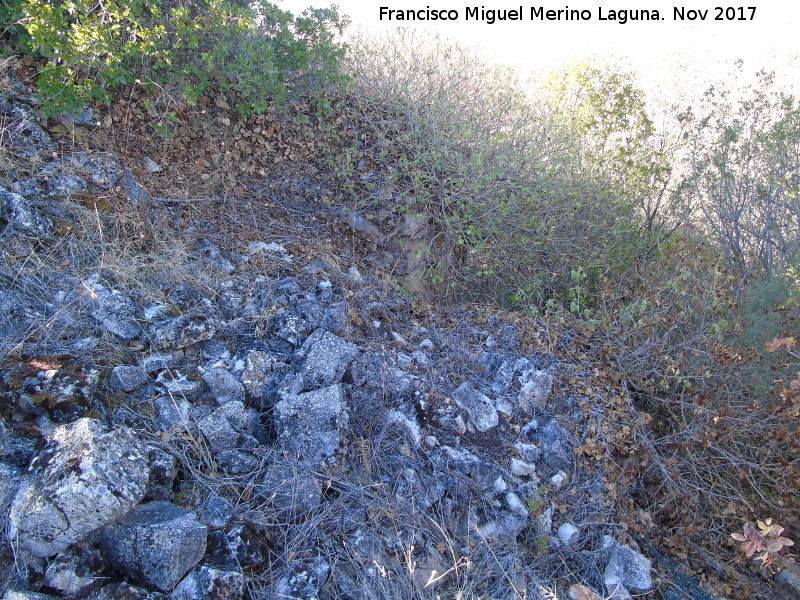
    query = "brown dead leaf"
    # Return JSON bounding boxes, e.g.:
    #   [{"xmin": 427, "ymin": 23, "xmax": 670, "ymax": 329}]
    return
[{"xmin": 569, "ymin": 584, "xmax": 602, "ymax": 600}]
